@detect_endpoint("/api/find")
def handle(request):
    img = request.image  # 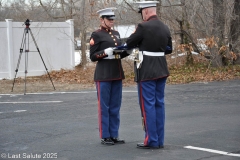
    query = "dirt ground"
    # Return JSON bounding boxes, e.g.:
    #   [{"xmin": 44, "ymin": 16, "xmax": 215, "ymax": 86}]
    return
[
  {"xmin": 0, "ymin": 60, "xmax": 136, "ymax": 94},
  {"xmin": 0, "ymin": 78, "xmax": 96, "ymax": 94},
  {"xmin": 1, "ymin": 58, "xmax": 240, "ymax": 94}
]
